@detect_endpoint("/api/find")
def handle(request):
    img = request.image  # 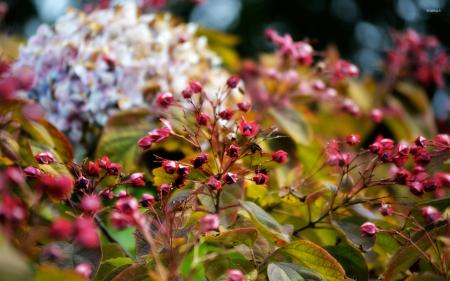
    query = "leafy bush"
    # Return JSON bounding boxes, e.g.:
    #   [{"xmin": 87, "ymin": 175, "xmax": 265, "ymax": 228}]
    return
[{"xmin": 0, "ymin": 3, "xmax": 449, "ymax": 281}]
